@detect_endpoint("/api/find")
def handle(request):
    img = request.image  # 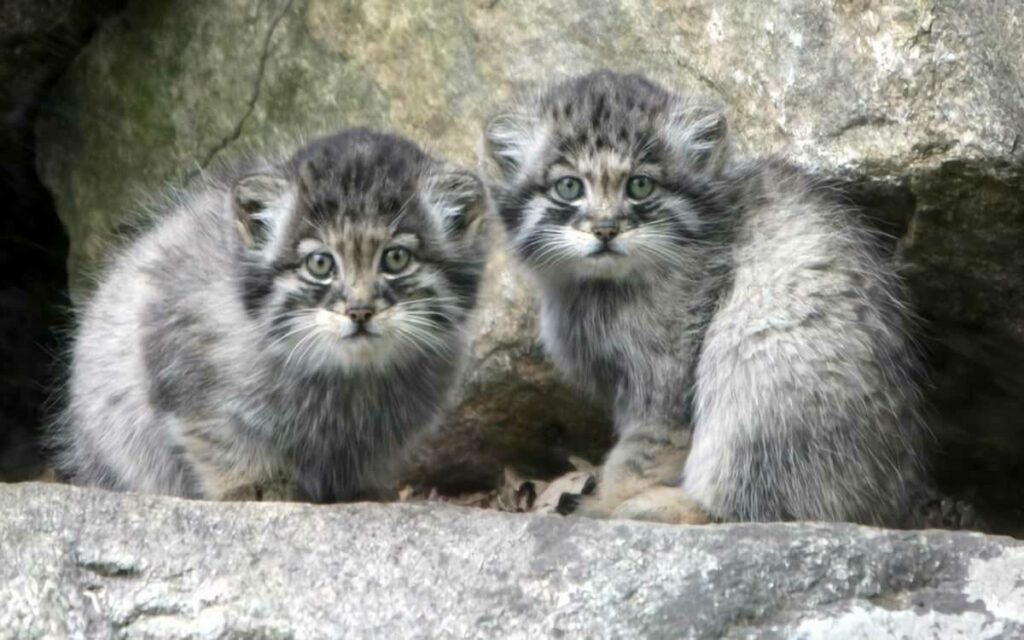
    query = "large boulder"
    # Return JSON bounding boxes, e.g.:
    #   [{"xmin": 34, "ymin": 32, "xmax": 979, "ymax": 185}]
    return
[
  {"xmin": 35, "ymin": 1, "xmax": 1024, "ymax": 514},
  {"xmin": 2, "ymin": 482, "xmax": 1023, "ymax": 637}
]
